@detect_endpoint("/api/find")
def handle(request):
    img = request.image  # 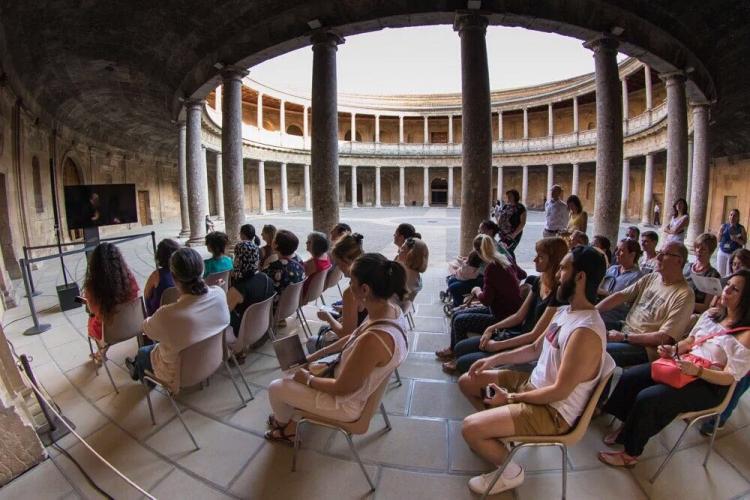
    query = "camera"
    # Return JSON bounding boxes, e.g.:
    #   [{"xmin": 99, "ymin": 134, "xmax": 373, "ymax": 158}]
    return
[{"xmin": 484, "ymin": 385, "xmax": 495, "ymax": 399}]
